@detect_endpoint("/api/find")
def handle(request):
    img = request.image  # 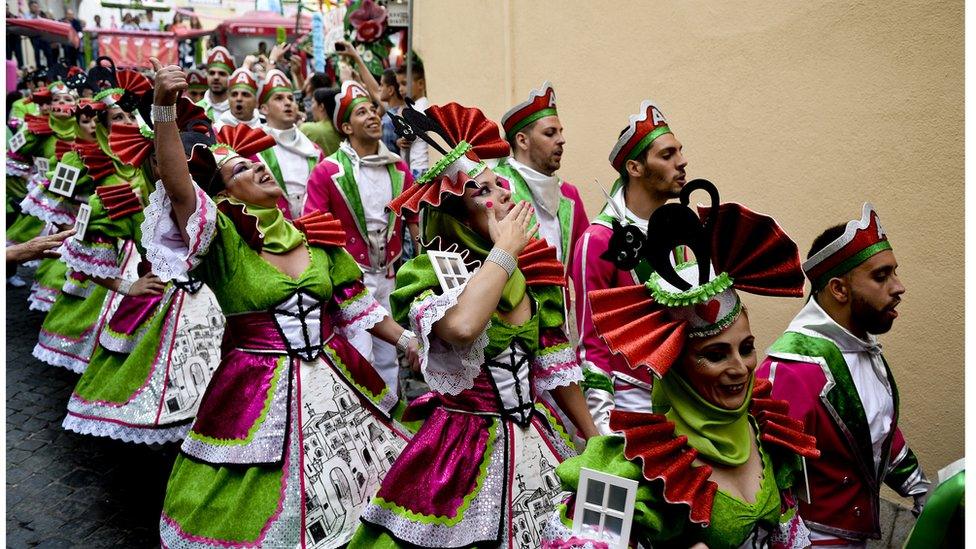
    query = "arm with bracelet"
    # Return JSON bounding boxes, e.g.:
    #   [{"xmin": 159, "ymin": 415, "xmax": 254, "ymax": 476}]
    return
[{"xmin": 432, "ymin": 199, "xmax": 538, "ymax": 347}]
